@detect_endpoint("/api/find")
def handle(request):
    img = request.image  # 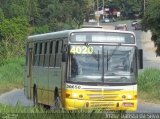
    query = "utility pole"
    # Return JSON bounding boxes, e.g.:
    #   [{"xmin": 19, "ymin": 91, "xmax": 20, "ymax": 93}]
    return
[
  {"xmin": 144, "ymin": 0, "xmax": 145, "ymax": 15},
  {"xmin": 96, "ymin": 0, "xmax": 100, "ymax": 26},
  {"xmin": 103, "ymin": 0, "xmax": 104, "ymax": 19},
  {"xmin": 97, "ymin": 0, "xmax": 98, "ymax": 12}
]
